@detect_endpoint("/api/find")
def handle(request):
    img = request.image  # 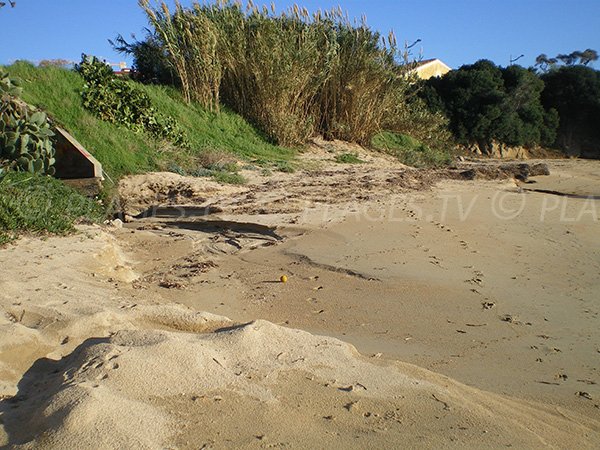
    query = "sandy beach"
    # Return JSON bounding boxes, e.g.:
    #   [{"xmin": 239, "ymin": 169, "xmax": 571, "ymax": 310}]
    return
[{"xmin": 1, "ymin": 150, "xmax": 599, "ymax": 448}]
